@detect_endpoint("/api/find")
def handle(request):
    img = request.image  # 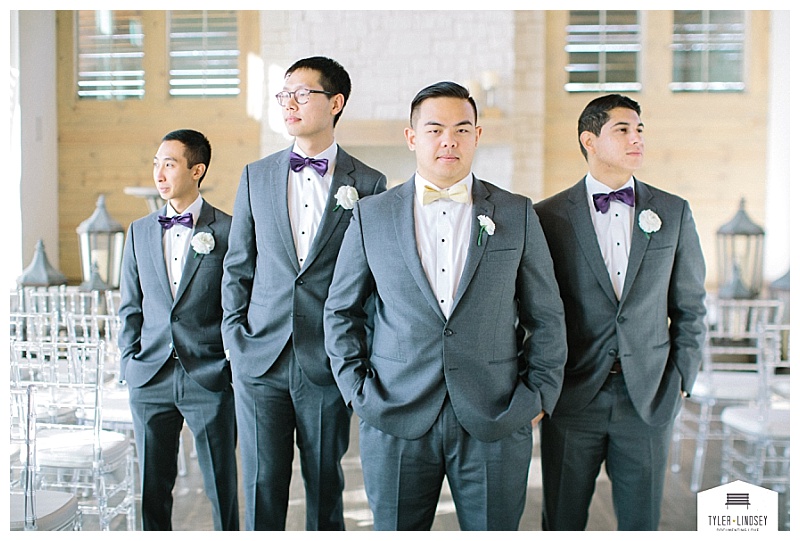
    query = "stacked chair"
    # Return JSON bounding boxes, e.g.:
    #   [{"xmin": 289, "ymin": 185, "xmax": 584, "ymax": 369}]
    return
[
  {"xmin": 10, "ymin": 385, "xmax": 81, "ymax": 531},
  {"xmin": 670, "ymin": 297, "xmax": 784, "ymax": 492},
  {"xmin": 720, "ymin": 323, "xmax": 790, "ymax": 529},
  {"xmin": 9, "ymin": 285, "xmax": 137, "ymax": 530}
]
